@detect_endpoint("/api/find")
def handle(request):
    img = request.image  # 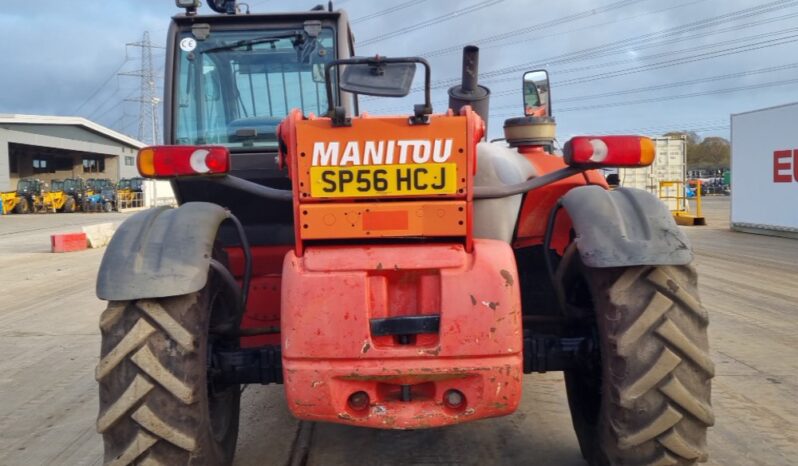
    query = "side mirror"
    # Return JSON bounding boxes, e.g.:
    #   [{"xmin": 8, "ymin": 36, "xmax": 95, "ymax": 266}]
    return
[
  {"xmin": 323, "ymin": 56, "xmax": 433, "ymax": 125},
  {"xmin": 523, "ymin": 70, "xmax": 550, "ymax": 117},
  {"xmin": 339, "ymin": 61, "xmax": 417, "ymax": 97}
]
